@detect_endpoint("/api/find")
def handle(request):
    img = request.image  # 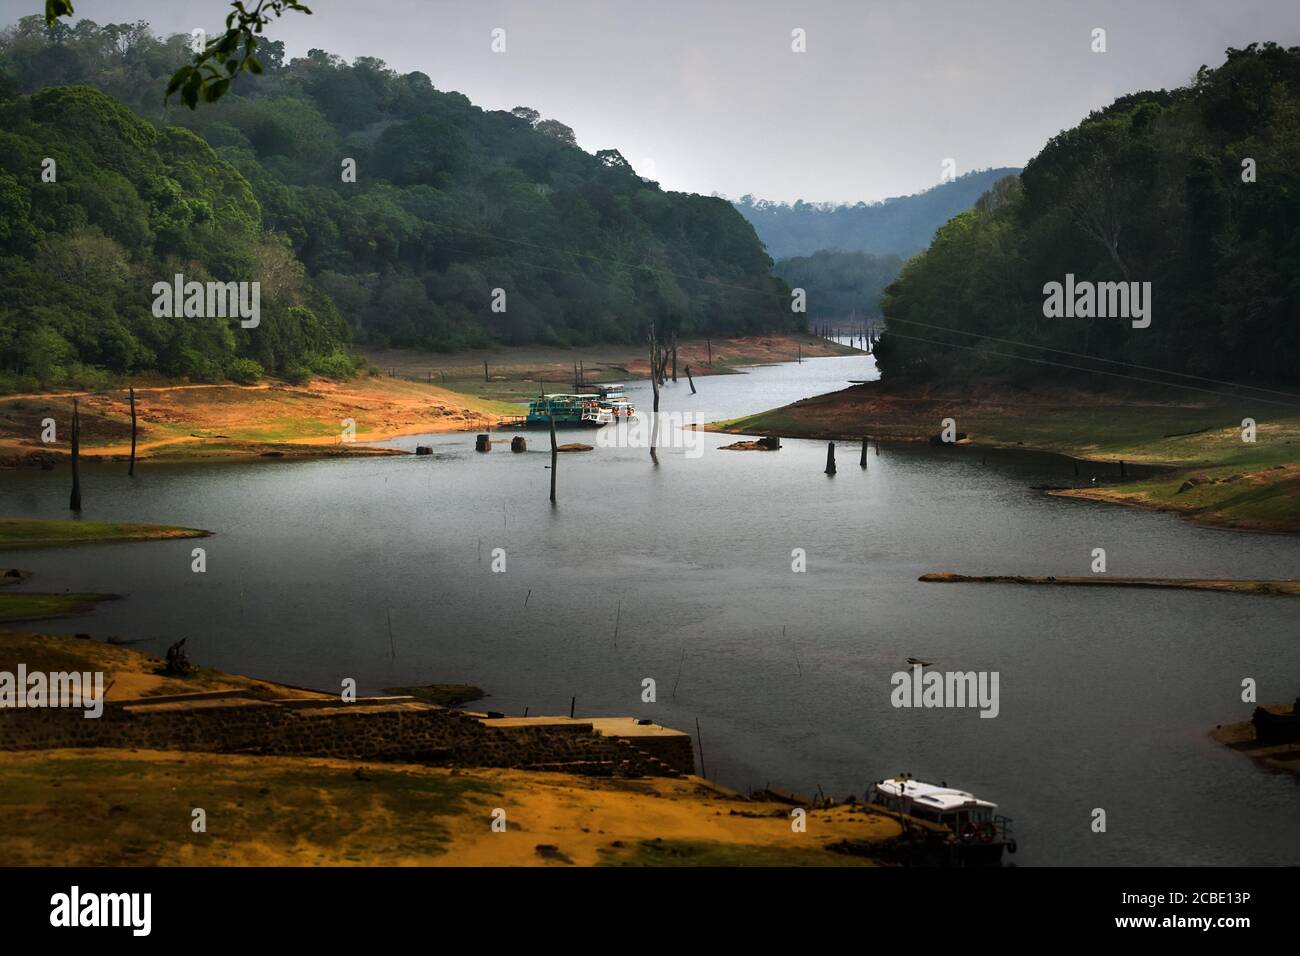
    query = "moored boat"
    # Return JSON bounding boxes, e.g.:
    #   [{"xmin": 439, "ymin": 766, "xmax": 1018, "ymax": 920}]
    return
[
  {"xmin": 868, "ymin": 775, "xmax": 1016, "ymax": 865},
  {"xmin": 576, "ymin": 383, "xmax": 636, "ymax": 420},
  {"xmin": 523, "ymin": 393, "xmax": 614, "ymax": 428}
]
